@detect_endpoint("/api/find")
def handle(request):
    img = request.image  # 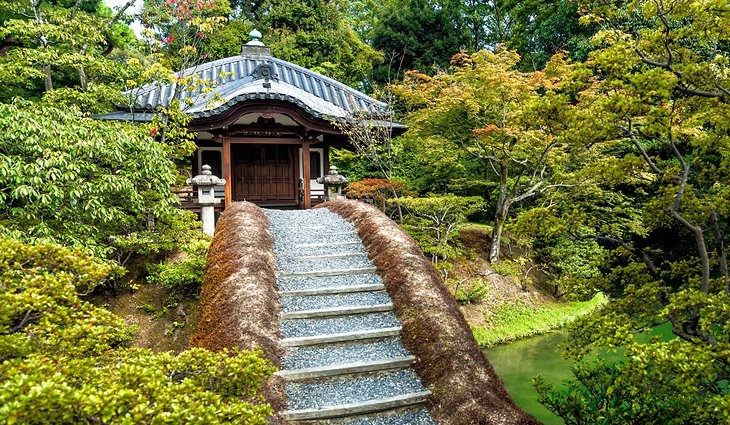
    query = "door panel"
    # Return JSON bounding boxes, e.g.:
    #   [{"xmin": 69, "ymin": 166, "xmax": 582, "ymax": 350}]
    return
[{"xmin": 233, "ymin": 145, "xmax": 295, "ymax": 202}]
